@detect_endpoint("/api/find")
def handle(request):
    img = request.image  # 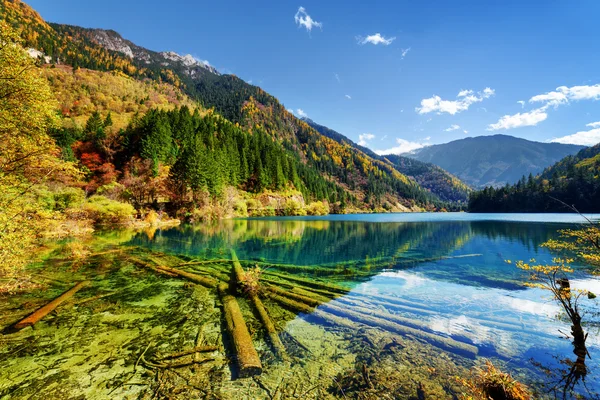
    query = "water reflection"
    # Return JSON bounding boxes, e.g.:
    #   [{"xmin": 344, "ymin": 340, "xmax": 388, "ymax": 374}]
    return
[{"xmin": 129, "ymin": 218, "xmax": 568, "ymax": 291}]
